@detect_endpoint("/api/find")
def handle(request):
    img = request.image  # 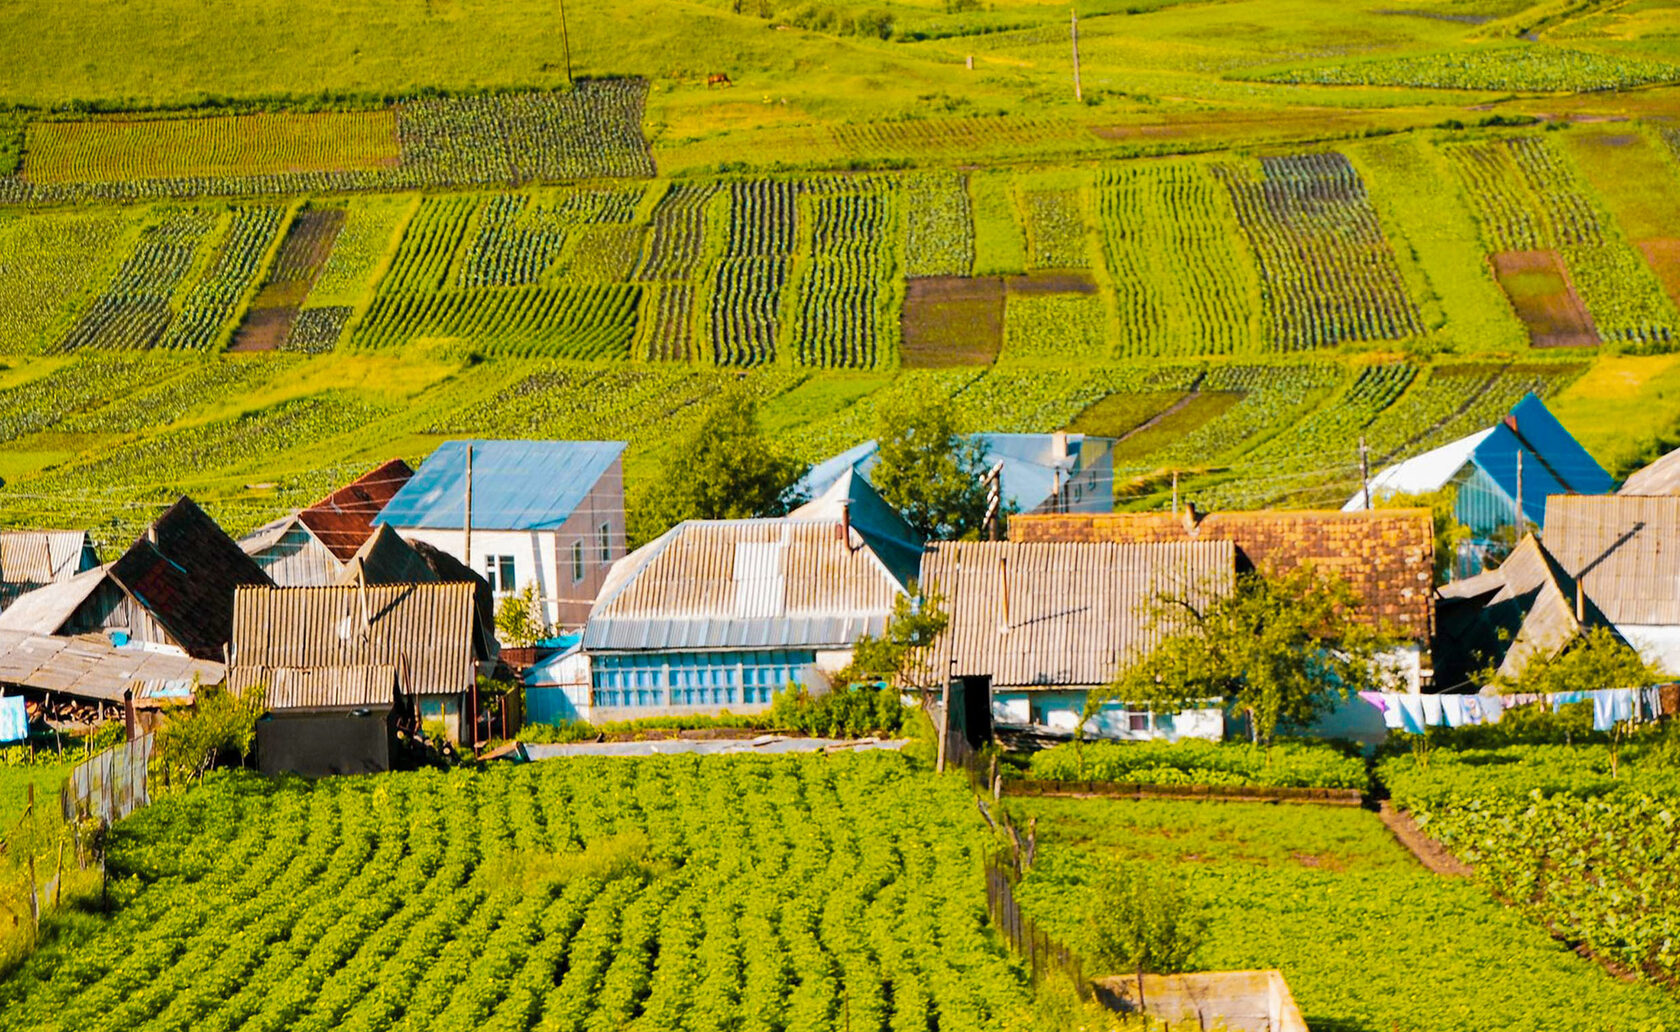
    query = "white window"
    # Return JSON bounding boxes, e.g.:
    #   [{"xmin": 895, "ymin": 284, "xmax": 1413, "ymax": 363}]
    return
[
  {"xmin": 485, "ymin": 555, "xmax": 516, "ymax": 593},
  {"xmin": 571, "ymin": 541, "xmax": 585, "ymax": 583},
  {"xmin": 598, "ymin": 522, "xmax": 612, "ymax": 563}
]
